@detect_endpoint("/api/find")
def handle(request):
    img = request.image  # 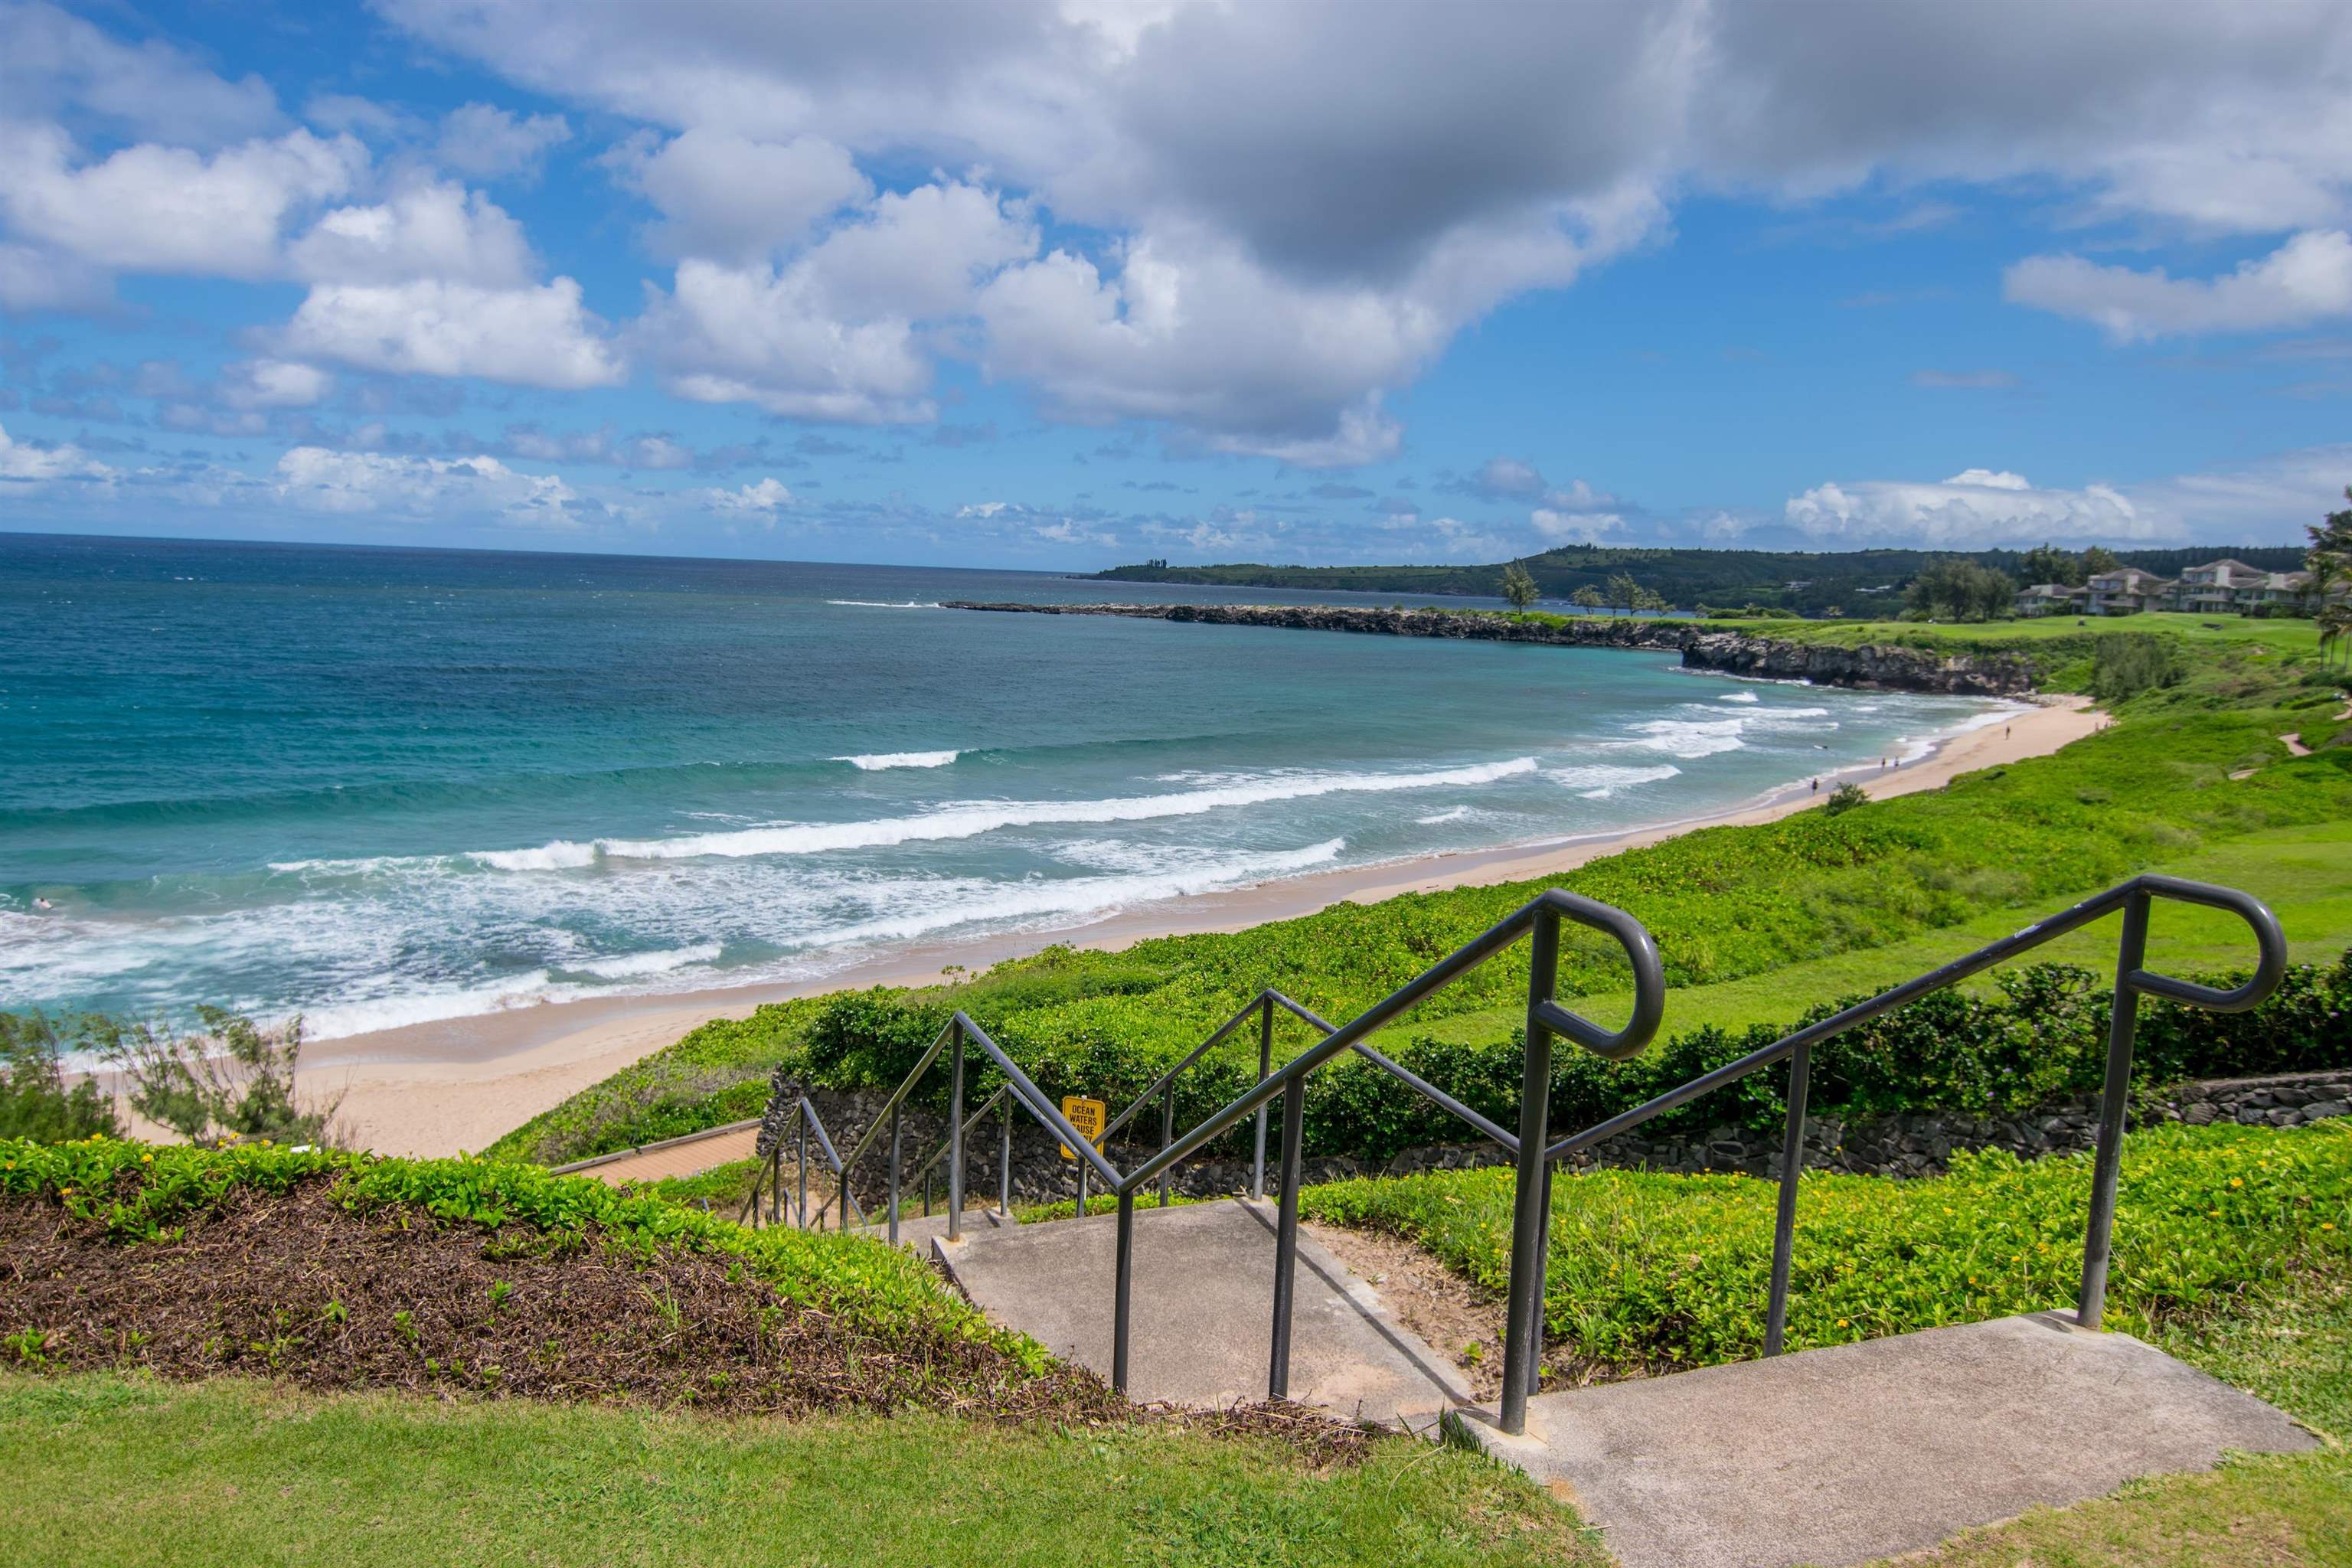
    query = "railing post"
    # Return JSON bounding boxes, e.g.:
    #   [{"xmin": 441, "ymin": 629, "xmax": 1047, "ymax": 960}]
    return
[
  {"xmin": 999, "ymin": 1096, "xmax": 1013, "ymax": 1217},
  {"xmin": 768, "ymin": 1142, "xmax": 780, "ymax": 1227},
  {"xmin": 1158, "ymin": 1083, "xmax": 1175, "ymax": 1210},
  {"xmin": 1077, "ymin": 1155, "xmax": 1089, "ymax": 1217},
  {"xmin": 1764, "ymin": 1039, "xmax": 1811, "ymax": 1357},
  {"xmin": 2078, "ymin": 890, "xmax": 2151, "ymax": 1329},
  {"xmin": 887, "ymin": 1101, "xmax": 903, "ymax": 1246},
  {"xmin": 1500, "ymin": 907, "xmax": 1561, "ymax": 1436},
  {"xmin": 795, "ymin": 1106, "xmax": 809, "ymax": 1228},
  {"xmin": 1112, "ymin": 1189, "xmax": 1137, "ymax": 1393},
  {"xmin": 947, "ymin": 1020, "xmax": 967, "ymax": 1242},
  {"xmin": 1252, "ymin": 996, "xmax": 1273, "ymax": 1200},
  {"xmin": 1268, "ymin": 1073, "xmax": 1306, "ymax": 1400},
  {"xmin": 1524, "ymin": 1155, "xmax": 1552, "ymax": 1397}
]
